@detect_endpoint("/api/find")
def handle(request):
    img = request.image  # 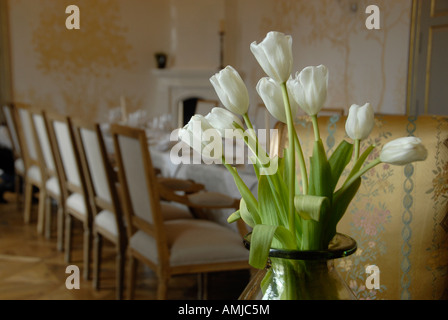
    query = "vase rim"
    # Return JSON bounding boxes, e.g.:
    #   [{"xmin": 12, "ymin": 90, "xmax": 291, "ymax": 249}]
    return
[{"xmin": 243, "ymin": 232, "xmax": 357, "ymax": 261}]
